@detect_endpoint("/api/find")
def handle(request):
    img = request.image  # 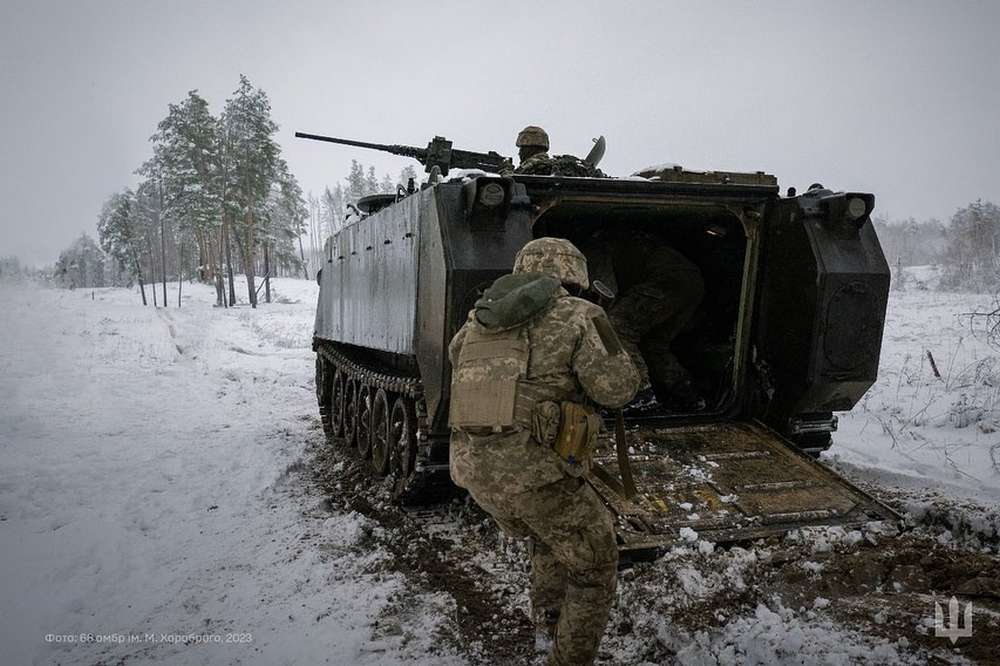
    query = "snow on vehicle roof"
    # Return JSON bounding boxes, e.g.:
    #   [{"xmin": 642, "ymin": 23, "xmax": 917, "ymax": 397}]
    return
[{"xmin": 631, "ymin": 162, "xmax": 683, "ymax": 175}]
